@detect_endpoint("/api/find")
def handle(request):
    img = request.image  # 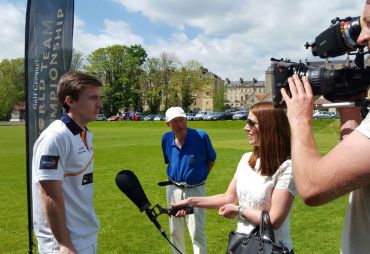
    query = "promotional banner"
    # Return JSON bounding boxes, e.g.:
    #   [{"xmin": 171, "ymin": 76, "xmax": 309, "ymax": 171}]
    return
[{"xmin": 24, "ymin": 0, "xmax": 74, "ymax": 251}]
